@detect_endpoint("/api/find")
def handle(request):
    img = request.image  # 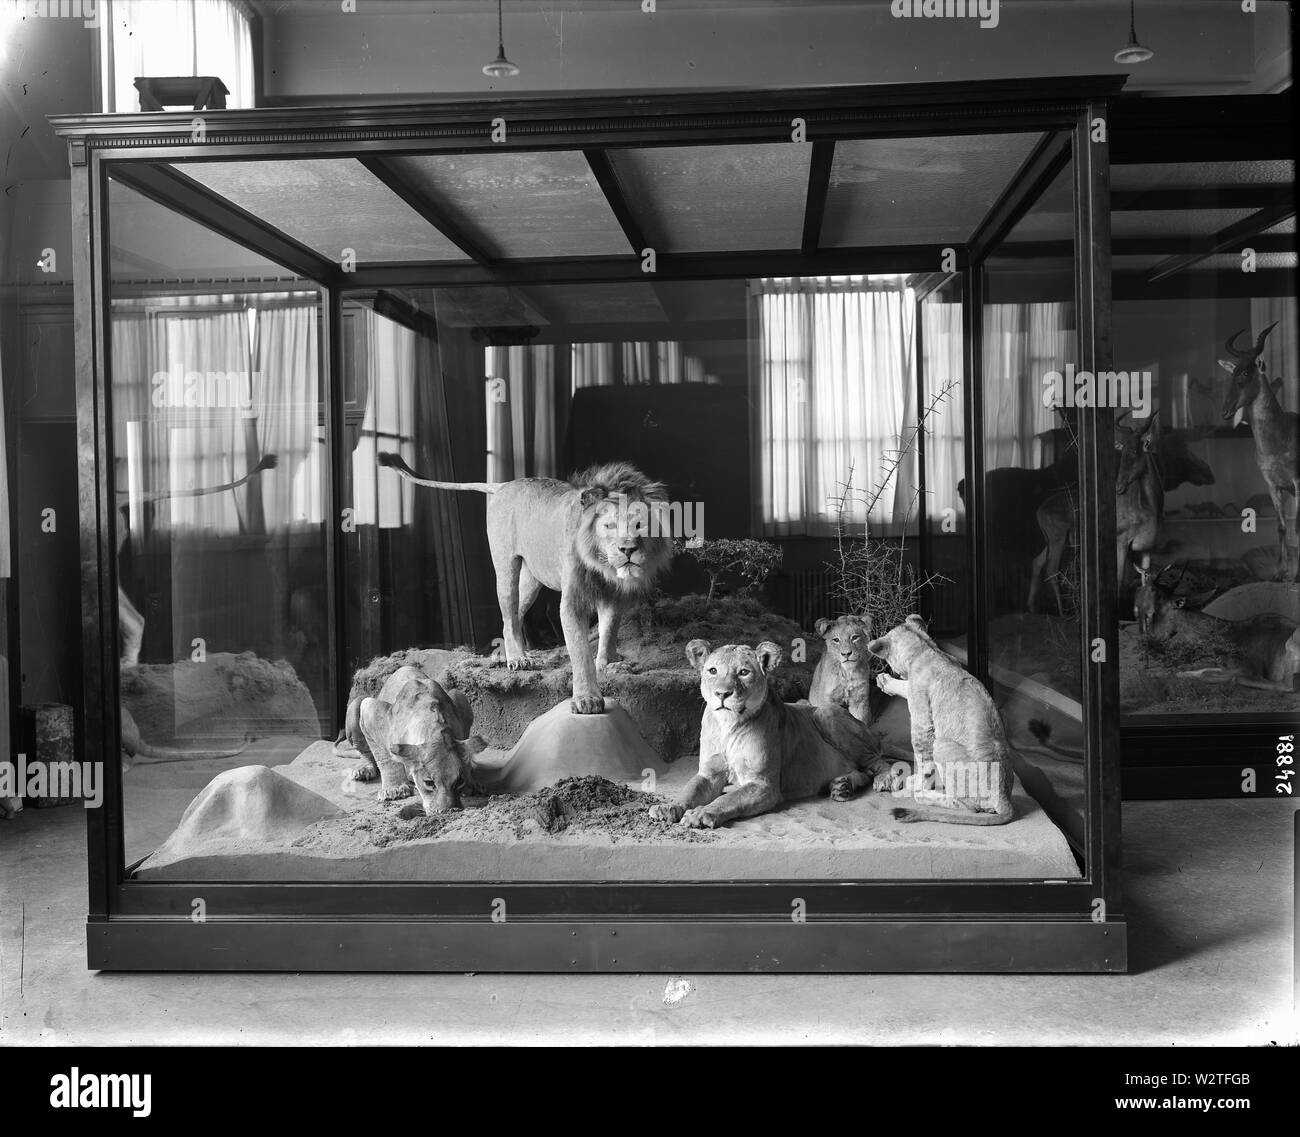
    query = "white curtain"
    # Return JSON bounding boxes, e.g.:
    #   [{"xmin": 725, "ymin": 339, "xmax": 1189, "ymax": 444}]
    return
[
  {"xmin": 111, "ymin": 293, "xmax": 320, "ymax": 537},
  {"xmin": 570, "ymin": 343, "xmax": 617, "ymax": 390},
  {"xmin": 752, "ymin": 276, "xmax": 916, "ymax": 537},
  {"xmin": 485, "ymin": 344, "xmax": 557, "ymax": 481},
  {"xmin": 254, "ymin": 301, "xmax": 324, "ymax": 529},
  {"xmin": 351, "ymin": 309, "xmax": 417, "ymax": 528},
  {"xmin": 921, "ymin": 299, "xmax": 966, "ymax": 529},
  {"xmin": 570, "ymin": 340, "xmax": 713, "ymax": 390},
  {"xmin": 104, "ymin": 0, "xmax": 254, "ymax": 112},
  {"xmin": 982, "ymin": 302, "xmax": 1074, "ymax": 469}
]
